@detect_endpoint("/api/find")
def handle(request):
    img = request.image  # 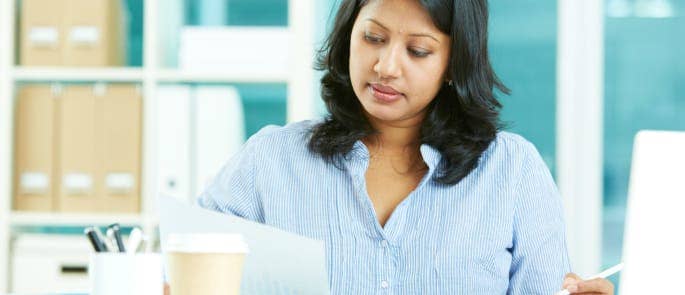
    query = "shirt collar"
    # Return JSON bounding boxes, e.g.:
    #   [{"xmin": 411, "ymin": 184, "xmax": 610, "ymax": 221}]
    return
[
  {"xmin": 349, "ymin": 140, "xmax": 370, "ymax": 160},
  {"xmin": 419, "ymin": 143, "xmax": 442, "ymax": 174},
  {"xmin": 348, "ymin": 140, "xmax": 442, "ymax": 174}
]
